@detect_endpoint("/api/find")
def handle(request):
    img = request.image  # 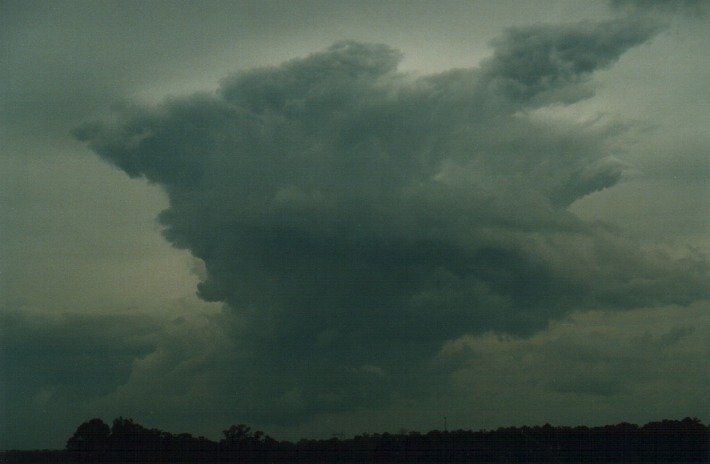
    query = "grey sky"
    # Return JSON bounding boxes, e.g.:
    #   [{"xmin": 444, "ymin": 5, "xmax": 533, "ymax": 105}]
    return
[{"xmin": 1, "ymin": 0, "xmax": 709, "ymax": 450}]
